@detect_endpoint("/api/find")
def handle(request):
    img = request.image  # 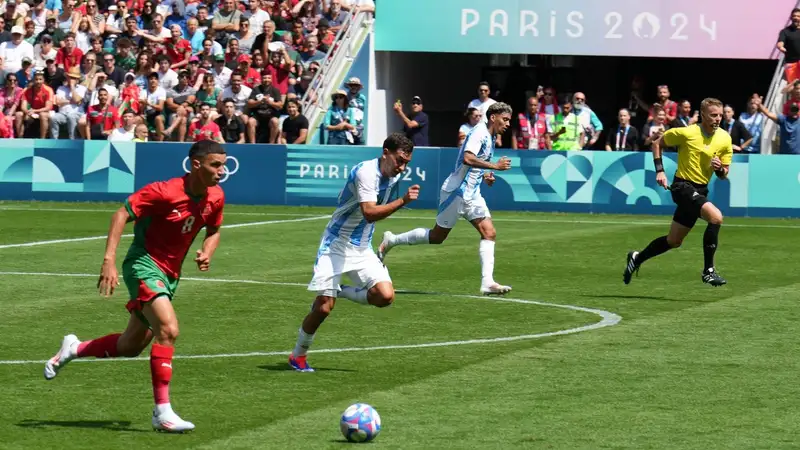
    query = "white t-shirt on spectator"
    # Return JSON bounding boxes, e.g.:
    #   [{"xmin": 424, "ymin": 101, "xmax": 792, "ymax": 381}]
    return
[
  {"xmin": 55, "ymin": 84, "xmax": 87, "ymax": 115},
  {"xmin": 468, "ymin": 97, "xmax": 496, "ymax": 124},
  {"xmin": 87, "ymin": 85, "xmax": 120, "ymax": 106},
  {"xmin": 221, "ymin": 84, "xmax": 252, "ymax": 113},
  {"xmin": 459, "ymin": 123, "xmax": 473, "ymax": 136},
  {"xmin": 150, "ymin": 27, "xmax": 172, "ymax": 40},
  {"xmin": 0, "ymin": 40, "xmax": 34, "ymax": 73},
  {"xmin": 108, "ymin": 127, "xmax": 135, "ymax": 141},
  {"xmin": 212, "ymin": 66, "xmax": 232, "ymax": 89},
  {"xmin": 541, "ymin": 103, "xmax": 557, "ymax": 116},
  {"xmin": 247, "ymin": 9, "xmax": 269, "ymax": 34},
  {"xmin": 139, "ymin": 87, "xmax": 167, "ymax": 114},
  {"xmin": 157, "ymin": 69, "xmax": 179, "ymax": 91},
  {"xmin": 33, "ymin": 45, "xmax": 57, "ymax": 71}
]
